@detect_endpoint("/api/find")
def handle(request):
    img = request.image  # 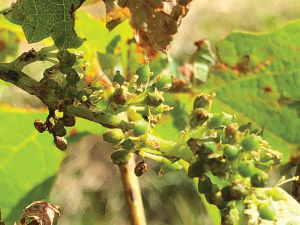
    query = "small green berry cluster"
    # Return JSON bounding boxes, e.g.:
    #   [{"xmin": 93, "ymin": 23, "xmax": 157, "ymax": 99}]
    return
[
  {"xmin": 186, "ymin": 93, "xmax": 283, "ymax": 224},
  {"xmin": 104, "ymin": 63, "xmax": 179, "ymax": 173}
]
